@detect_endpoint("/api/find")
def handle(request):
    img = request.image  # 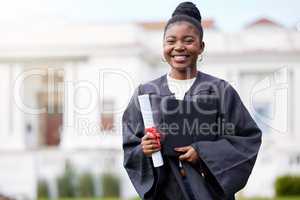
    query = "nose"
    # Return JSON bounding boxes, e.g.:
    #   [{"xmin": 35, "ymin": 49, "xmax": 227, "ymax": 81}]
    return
[{"xmin": 174, "ymin": 41, "xmax": 185, "ymax": 51}]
